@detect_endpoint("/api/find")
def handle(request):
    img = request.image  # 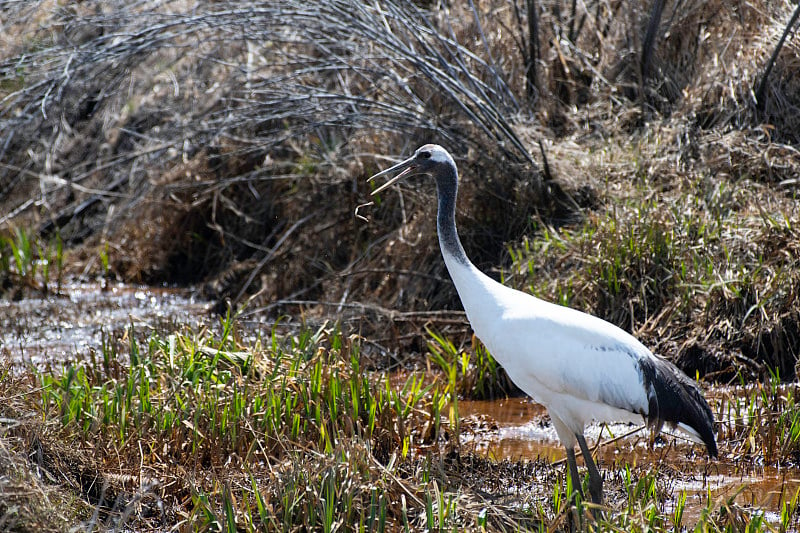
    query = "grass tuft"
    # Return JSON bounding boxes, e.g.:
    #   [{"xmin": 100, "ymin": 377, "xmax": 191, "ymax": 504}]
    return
[{"xmin": 0, "ymin": 227, "xmax": 64, "ymax": 297}]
